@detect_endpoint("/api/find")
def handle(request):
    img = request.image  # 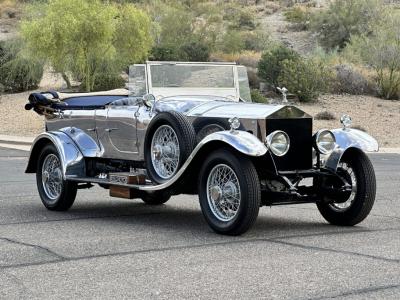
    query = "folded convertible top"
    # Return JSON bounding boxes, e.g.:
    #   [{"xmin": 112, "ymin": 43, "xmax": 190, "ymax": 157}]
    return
[{"xmin": 25, "ymin": 89, "xmax": 130, "ymax": 115}]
